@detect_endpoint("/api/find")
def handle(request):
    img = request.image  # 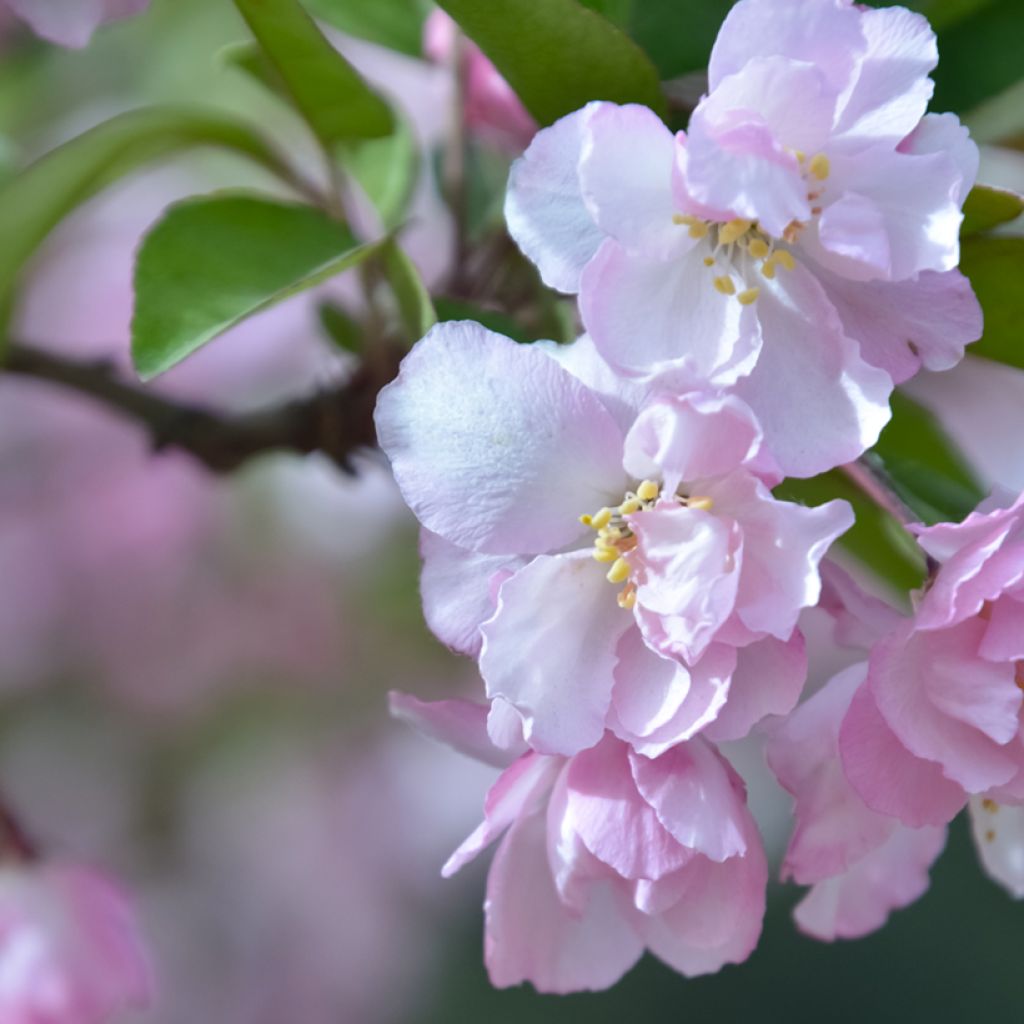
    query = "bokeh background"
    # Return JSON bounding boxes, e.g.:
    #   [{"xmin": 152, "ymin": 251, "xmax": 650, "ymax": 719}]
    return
[{"xmin": 0, "ymin": 1, "xmax": 1022, "ymax": 1020}]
